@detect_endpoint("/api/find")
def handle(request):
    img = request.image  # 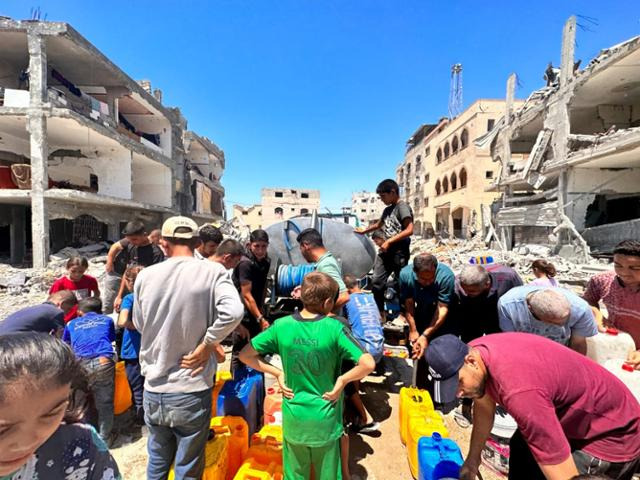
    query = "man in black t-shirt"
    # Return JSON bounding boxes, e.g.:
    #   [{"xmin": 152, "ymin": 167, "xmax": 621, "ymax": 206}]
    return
[
  {"xmin": 355, "ymin": 179, "xmax": 414, "ymax": 317},
  {"xmin": 230, "ymin": 229, "xmax": 271, "ymax": 374},
  {"xmin": 104, "ymin": 220, "xmax": 165, "ymax": 313}
]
